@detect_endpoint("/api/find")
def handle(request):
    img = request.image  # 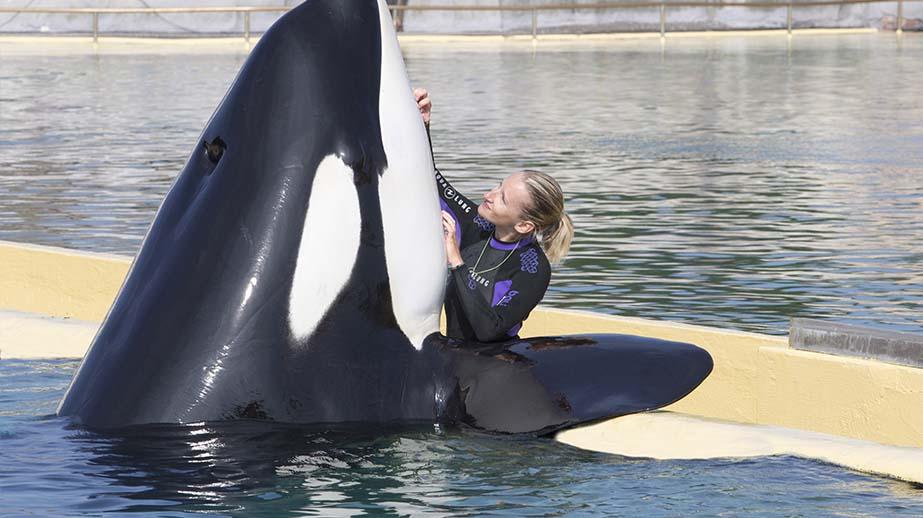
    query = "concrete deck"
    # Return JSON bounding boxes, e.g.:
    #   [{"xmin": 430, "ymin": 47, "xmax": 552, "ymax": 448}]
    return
[
  {"xmin": 557, "ymin": 412, "xmax": 923, "ymax": 484},
  {"xmin": 0, "ymin": 310, "xmax": 98, "ymax": 360}
]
